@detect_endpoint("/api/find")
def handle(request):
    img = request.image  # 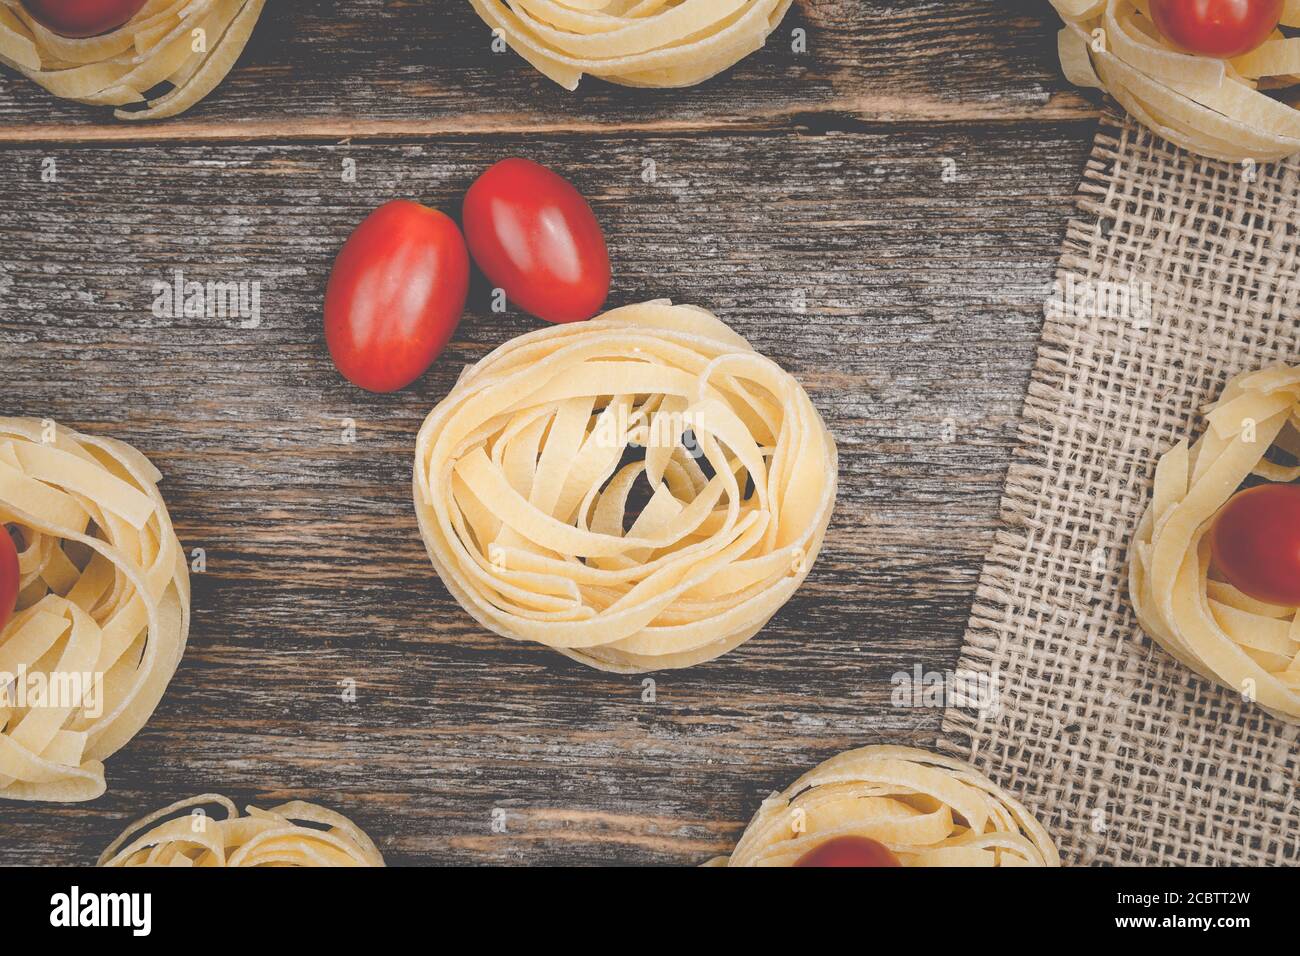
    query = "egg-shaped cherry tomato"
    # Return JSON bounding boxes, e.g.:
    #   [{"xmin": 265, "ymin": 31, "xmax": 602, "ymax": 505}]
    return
[
  {"xmin": 1149, "ymin": 0, "xmax": 1284, "ymax": 59},
  {"xmin": 794, "ymin": 836, "xmax": 903, "ymax": 868},
  {"xmin": 0, "ymin": 527, "xmax": 19, "ymax": 632},
  {"xmin": 1210, "ymin": 483, "xmax": 1300, "ymax": 606},
  {"xmin": 21, "ymin": 0, "xmax": 147, "ymax": 38},
  {"xmin": 324, "ymin": 199, "xmax": 470, "ymax": 393},
  {"xmin": 462, "ymin": 158, "xmax": 610, "ymax": 325}
]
